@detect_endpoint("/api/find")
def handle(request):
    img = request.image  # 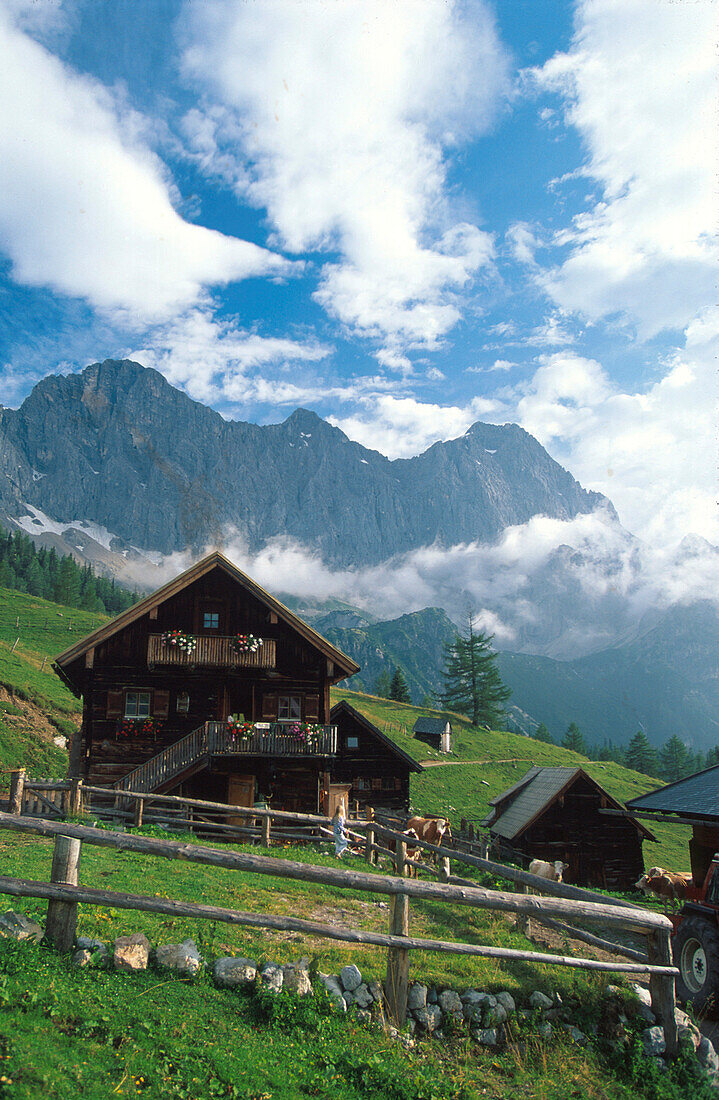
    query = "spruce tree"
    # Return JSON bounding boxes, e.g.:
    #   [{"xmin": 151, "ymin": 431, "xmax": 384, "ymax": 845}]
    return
[
  {"xmin": 374, "ymin": 670, "xmax": 392, "ymax": 699},
  {"xmin": 624, "ymin": 730, "xmax": 659, "ymax": 776},
  {"xmin": 659, "ymin": 735, "xmax": 693, "ymax": 783},
  {"xmin": 534, "ymin": 722, "xmax": 554, "ymax": 744},
  {"xmin": 436, "ymin": 619, "xmax": 510, "ymax": 728},
  {"xmin": 389, "ymin": 667, "xmax": 411, "ymax": 704},
  {"xmin": 562, "ymin": 722, "xmax": 587, "ymax": 756}
]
